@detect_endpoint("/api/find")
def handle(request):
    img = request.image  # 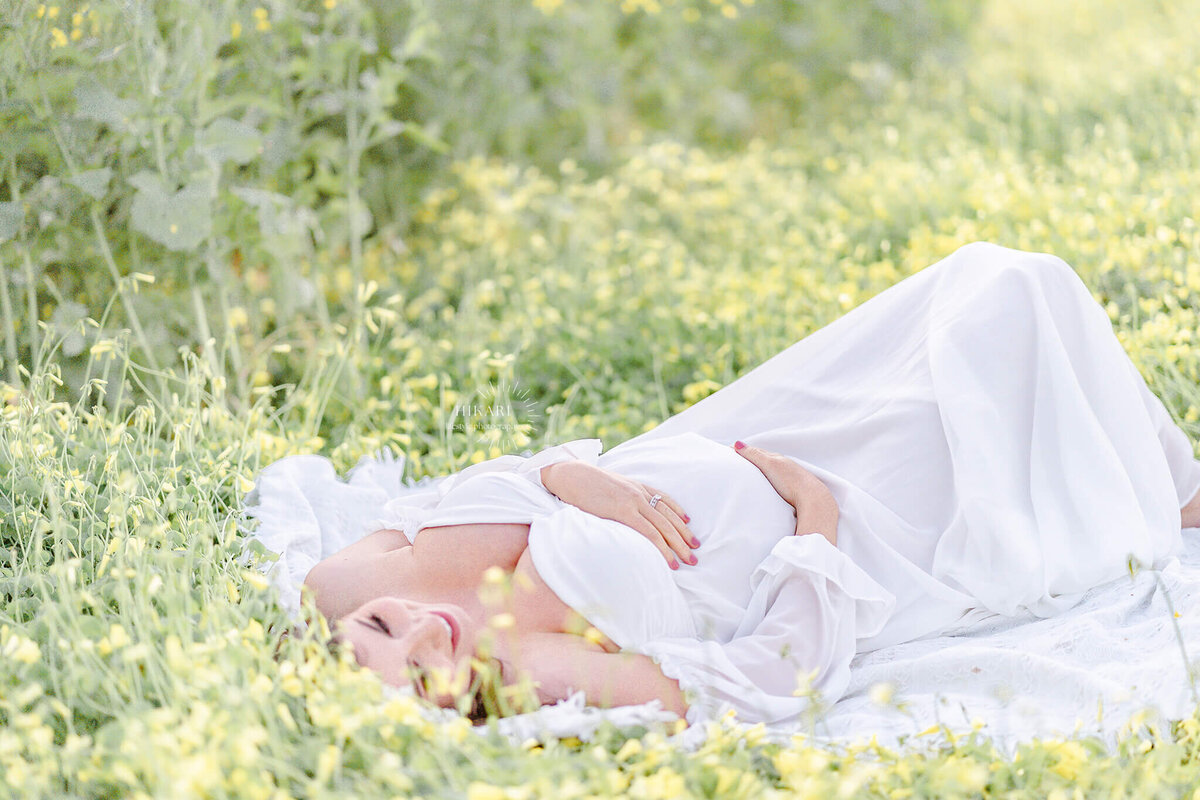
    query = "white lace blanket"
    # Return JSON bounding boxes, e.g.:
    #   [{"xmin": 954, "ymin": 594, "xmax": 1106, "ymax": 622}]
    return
[{"xmin": 243, "ymin": 451, "xmax": 1200, "ymax": 757}]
